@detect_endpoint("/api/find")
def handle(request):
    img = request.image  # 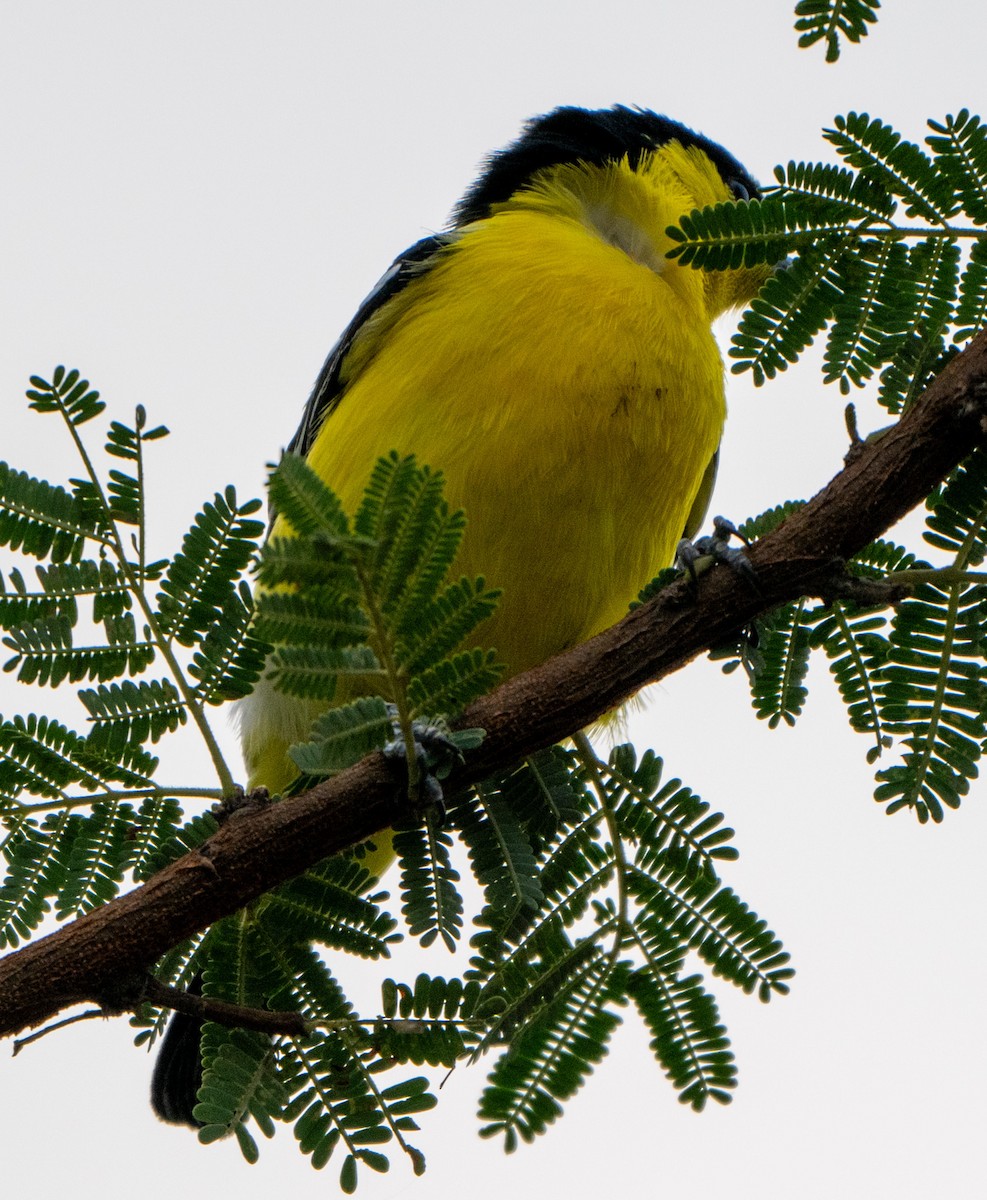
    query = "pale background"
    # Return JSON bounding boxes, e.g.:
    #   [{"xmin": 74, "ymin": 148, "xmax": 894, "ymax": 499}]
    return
[{"xmin": 1, "ymin": 3, "xmax": 985, "ymax": 1198}]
